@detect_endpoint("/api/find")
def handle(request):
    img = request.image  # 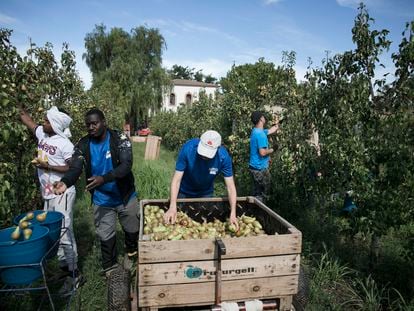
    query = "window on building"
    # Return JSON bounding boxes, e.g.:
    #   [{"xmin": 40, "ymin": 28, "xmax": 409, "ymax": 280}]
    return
[
  {"xmin": 185, "ymin": 93, "xmax": 192, "ymax": 106},
  {"xmin": 169, "ymin": 93, "xmax": 176, "ymax": 106}
]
